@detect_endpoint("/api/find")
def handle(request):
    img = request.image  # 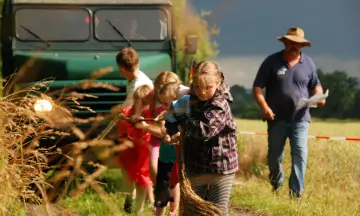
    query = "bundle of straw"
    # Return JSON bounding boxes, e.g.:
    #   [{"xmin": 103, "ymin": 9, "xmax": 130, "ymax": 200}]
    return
[{"xmin": 178, "ymin": 129, "xmax": 222, "ymax": 216}]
